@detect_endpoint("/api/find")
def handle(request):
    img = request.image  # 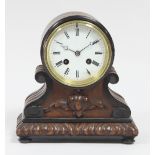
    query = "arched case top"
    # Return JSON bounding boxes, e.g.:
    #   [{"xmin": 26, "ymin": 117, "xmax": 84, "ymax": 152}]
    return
[{"xmin": 40, "ymin": 12, "xmax": 115, "ymax": 88}]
